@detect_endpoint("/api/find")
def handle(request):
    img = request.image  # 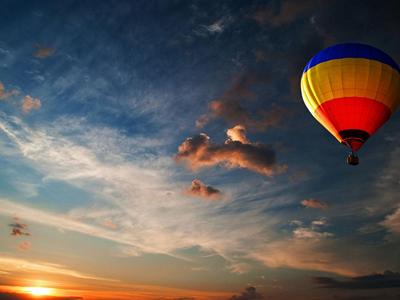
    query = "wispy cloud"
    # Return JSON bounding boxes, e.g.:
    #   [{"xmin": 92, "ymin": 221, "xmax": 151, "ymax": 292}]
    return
[
  {"xmin": 0, "ymin": 256, "xmax": 116, "ymax": 281},
  {"xmin": 0, "ymin": 115, "xmax": 283, "ymax": 270},
  {"xmin": 194, "ymin": 16, "xmax": 233, "ymax": 37}
]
